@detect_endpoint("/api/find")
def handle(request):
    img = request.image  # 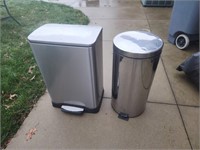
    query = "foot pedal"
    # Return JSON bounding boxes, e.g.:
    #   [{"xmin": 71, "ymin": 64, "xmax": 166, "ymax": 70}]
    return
[
  {"xmin": 118, "ymin": 112, "xmax": 129, "ymax": 121},
  {"xmin": 61, "ymin": 105, "xmax": 84, "ymax": 115}
]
